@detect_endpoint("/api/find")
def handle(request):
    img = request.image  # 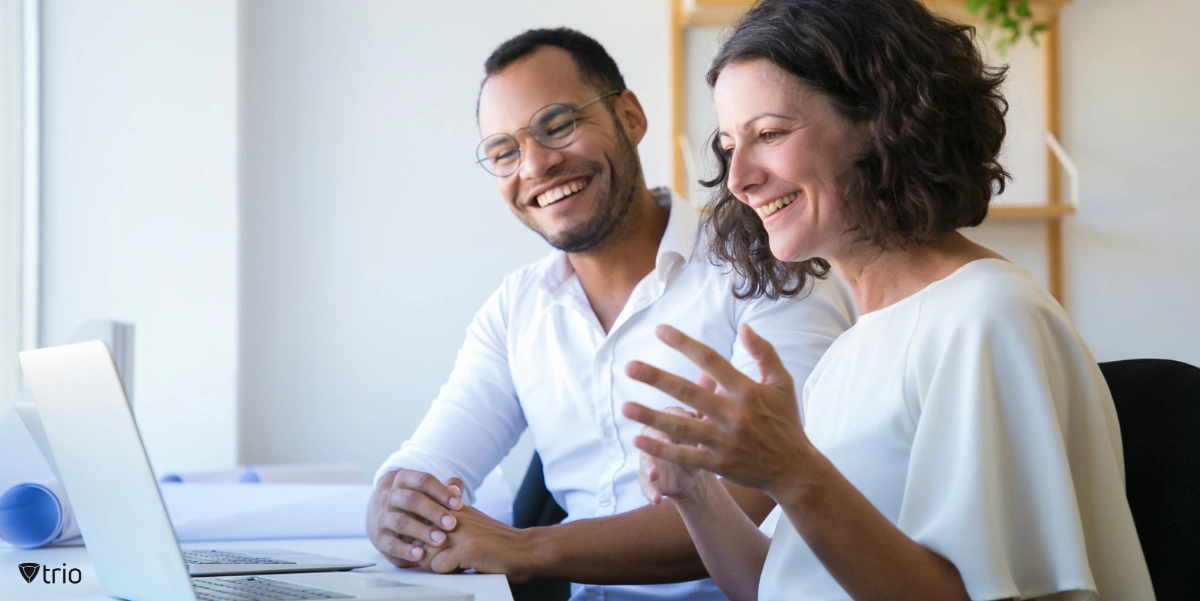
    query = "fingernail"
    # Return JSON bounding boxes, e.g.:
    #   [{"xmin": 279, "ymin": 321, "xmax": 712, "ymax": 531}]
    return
[
  {"xmin": 449, "ymin": 484, "xmax": 462, "ymax": 496},
  {"xmin": 441, "ymin": 515, "xmax": 456, "ymax": 529},
  {"xmin": 411, "ymin": 547, "xmax": 423, "ymax": 559},
  {"xmin": 449, "ymin": 496, "xmax": 462, "ymax": 510},
  {"xmin": 431, "ymin": 531, "xmax": 445, "ymax": 543}
]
